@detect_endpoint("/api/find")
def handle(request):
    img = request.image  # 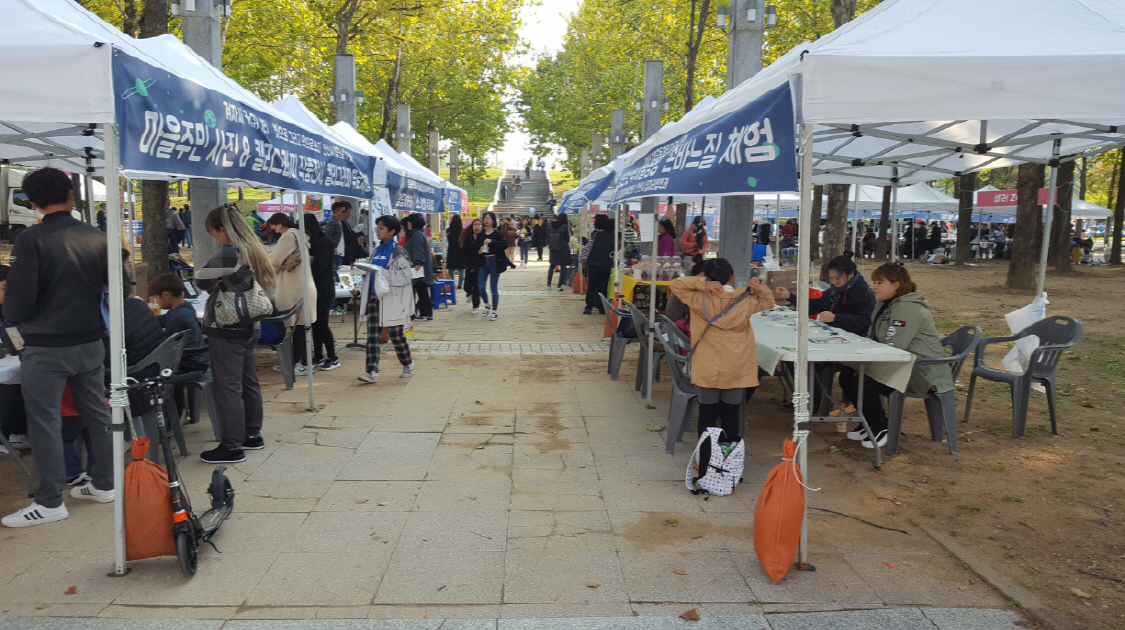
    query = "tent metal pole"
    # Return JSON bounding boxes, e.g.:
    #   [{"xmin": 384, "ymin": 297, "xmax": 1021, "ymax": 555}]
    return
[
  {"xmin": 1036, "ymin": 140, "xmax": 1062, "ymax": 299},
  {"xmin": 775, "ymin": 193, "xmax": 781, "ymax": 258},
  {"xmin": 613, "ymin": 203, "xmax": 621, "ymax": 301},
  {"xmin": 795, "ymin": 124, "xmax": 814, "ymax": 567},
  {"xmin": 295, "ymin": 193, "xmax": 316, "ymax": 410},
  {"xmin": 83, "ymin": 169, "xmax": 96, "ymax": 226},
  {"xmin": 103, "ymin": 124, "xmax": 129, "ymax": 576},
  {"xmin": 852, "ymin": 184, "xmax": 860, "ymax": 254},
  {"xmin": 891, "ymin": 169, "xmax": 900, "ymax": 262},
  {"xmin": 645, "ymin": 201, "xmax": 658, "ymax": 403}
]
